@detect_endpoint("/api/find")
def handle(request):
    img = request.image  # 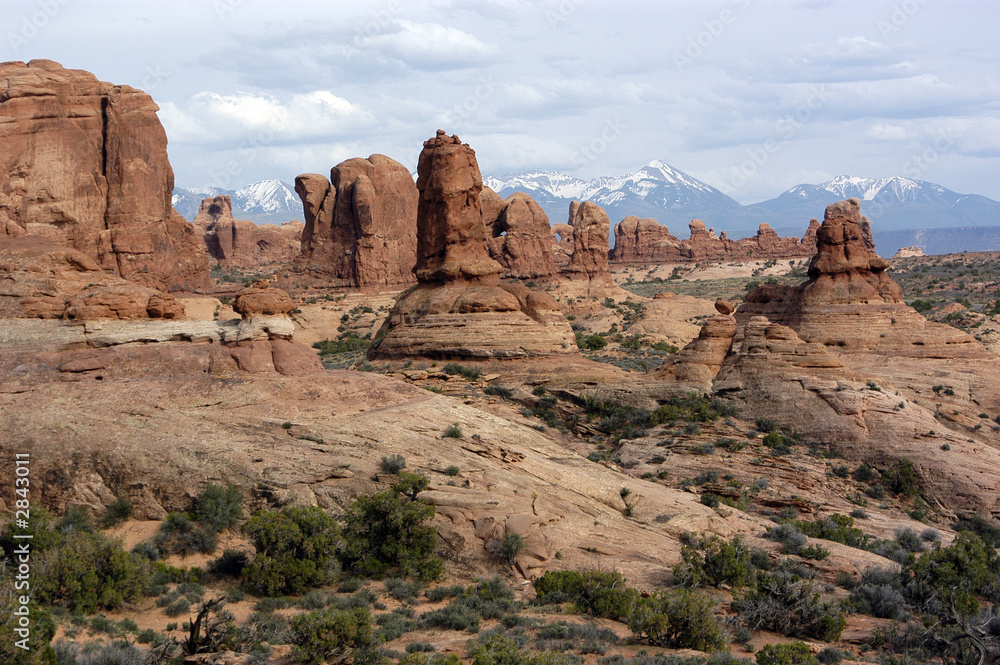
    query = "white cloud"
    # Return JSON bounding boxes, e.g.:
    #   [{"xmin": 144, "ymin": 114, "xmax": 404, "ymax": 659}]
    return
[
  {"xmin": 363, "ymin": 20, "xmax": 495, "ymax": 68},
  {"xmin": 867, "ymin": 123, "xmax": 911, "ymax": 141}
]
